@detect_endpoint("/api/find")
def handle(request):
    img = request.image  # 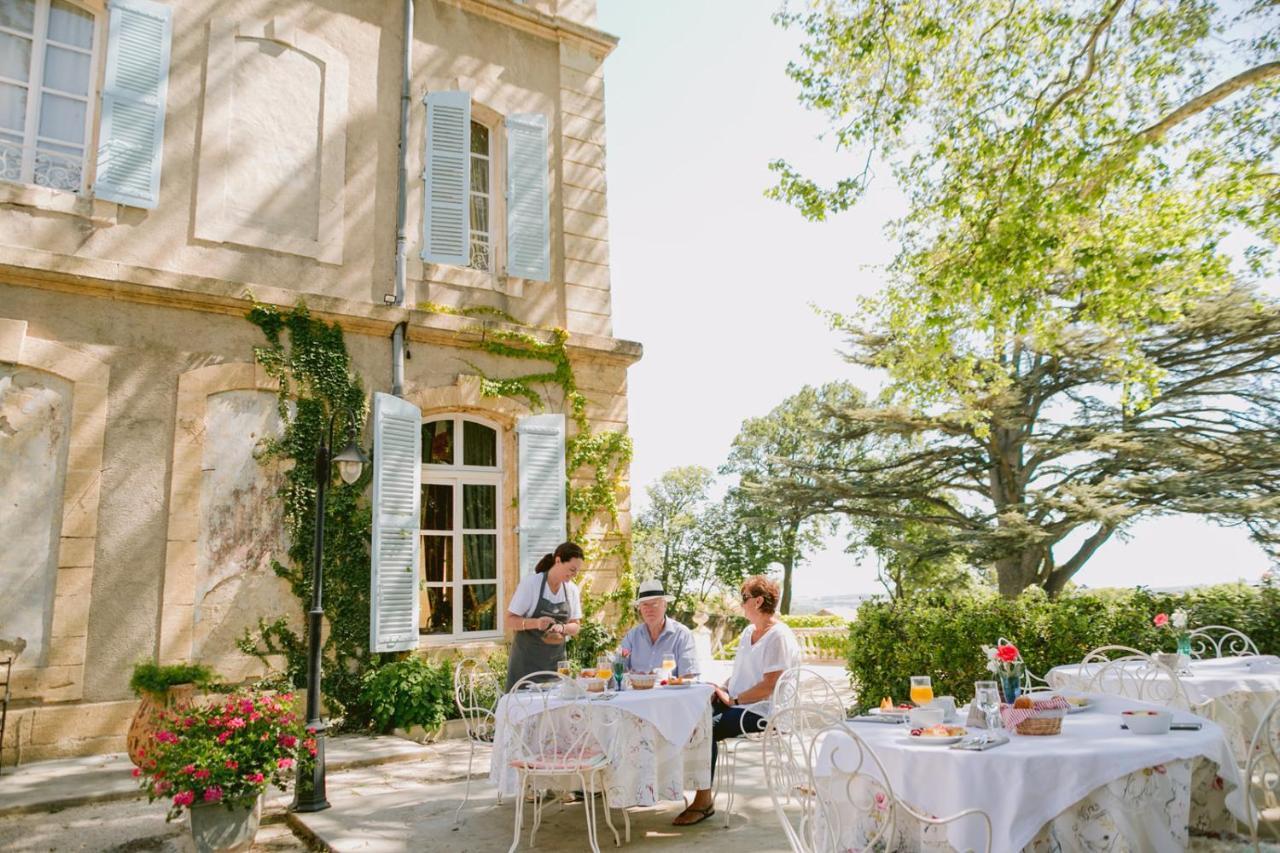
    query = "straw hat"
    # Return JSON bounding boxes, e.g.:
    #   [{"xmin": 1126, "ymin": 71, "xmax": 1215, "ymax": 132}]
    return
[{"xmin": 633, "ymin": 578, "xmax": 674, "ymax": 605}]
